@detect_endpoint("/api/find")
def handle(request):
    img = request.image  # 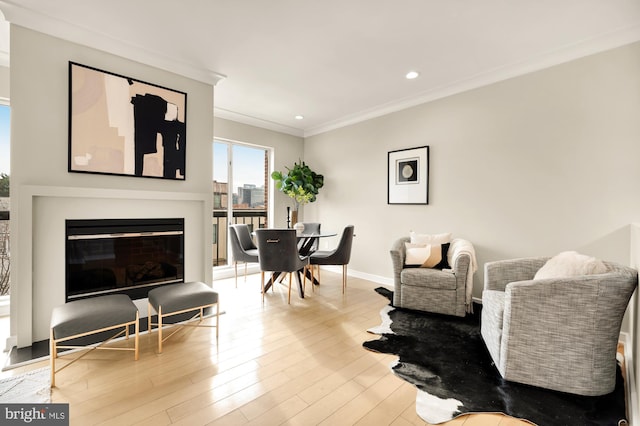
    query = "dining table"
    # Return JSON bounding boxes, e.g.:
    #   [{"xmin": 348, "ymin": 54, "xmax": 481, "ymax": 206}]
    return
[{"xmin": 261, "ymin": 231, "xmax": 336, "ymax": 298}]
